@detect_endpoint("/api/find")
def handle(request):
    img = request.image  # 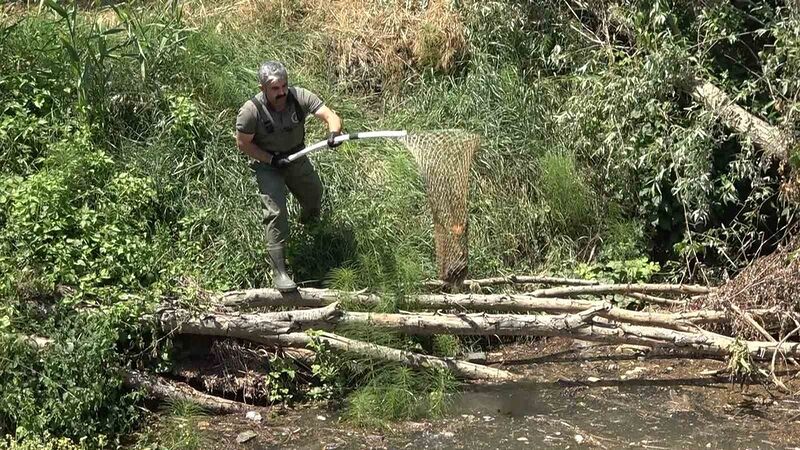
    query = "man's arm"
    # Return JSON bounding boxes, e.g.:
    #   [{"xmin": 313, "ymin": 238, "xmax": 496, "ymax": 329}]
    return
[
  {"xmin": 236, "ymin": 131, "xmax": 273, "ymax": 164},
  {"xmin": 314, "ymin": 105, "xmax": 342, "ymax": 133}
]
